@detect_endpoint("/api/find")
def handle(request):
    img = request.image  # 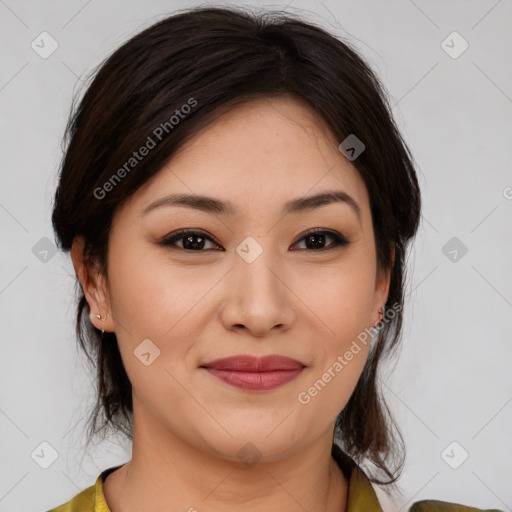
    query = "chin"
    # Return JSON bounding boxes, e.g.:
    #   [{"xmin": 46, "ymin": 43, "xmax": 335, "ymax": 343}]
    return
[{"xmin": 194, "ymin": 418, "xmax": 312, "ymax": 465}]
